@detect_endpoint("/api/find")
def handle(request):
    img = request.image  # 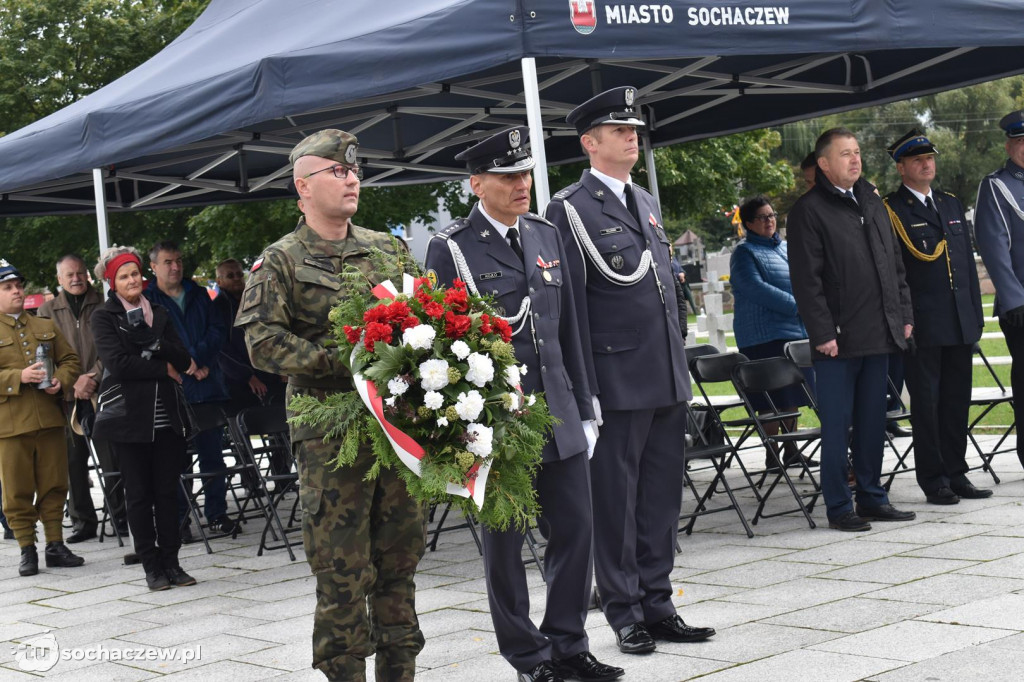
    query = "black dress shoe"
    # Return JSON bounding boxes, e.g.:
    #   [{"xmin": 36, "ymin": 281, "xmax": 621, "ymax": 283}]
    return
[
  {"xmin": 647, "ymin": 614, "xmax": 716, "ymax": 643},
  {"xmin": 165, "ymin": 566, "xmax": 197, "ymax": 587},
  {"xmin": 19, "ymin": 545, "xmax": 38, "ymax": 576},
  {"xmin": 124, "ymin": 552, "xmax": 141, "ymax": 565},
  {"xmin": 828, "ymin": 510, "xmax": 871, "ymax": 532},
  {"xmin": 950, "ymin": 480, "xmax": 994, "ymax": 499},
  {"xmin": 553, "ymin": 651, "xmax": 624, "ymax": 681},
  {"xmin": 855, "ymin": 503, "xmax": 916, "ymax": 522},
  {"xmin": 2, "ymin": 526, "xmax": 13, "ymax": 540},
  {"xmin": 66, "ymin": 526, "xmax": 97, "ymax": 544},
  {"xmin": 518, "ymin": 661, "xmax": 564, "ymax": 682},
  {"xmin": 45, "ymin": 541, "xmax": 85, "ymax": 567},
  {"xmin": 925, "ymin": 487, "xmax": 960, "ymax": 505},
  {"xmin": 886, "ymin": 422, "xmax": 913, "ymax": 438},
  {"xmin": 614, "ymin": 623, "xmax": 656, "ymax": 654},
  {"xmin": 146, "ymin": 570, "xmax": 171, "ymax": 591}
]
